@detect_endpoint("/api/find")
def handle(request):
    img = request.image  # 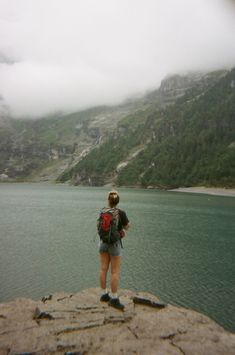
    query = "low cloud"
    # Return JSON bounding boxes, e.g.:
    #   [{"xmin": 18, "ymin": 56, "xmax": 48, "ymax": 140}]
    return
[{"xmin": 0, "ymin": 0, "xmax": 235, "ymax": 118}]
